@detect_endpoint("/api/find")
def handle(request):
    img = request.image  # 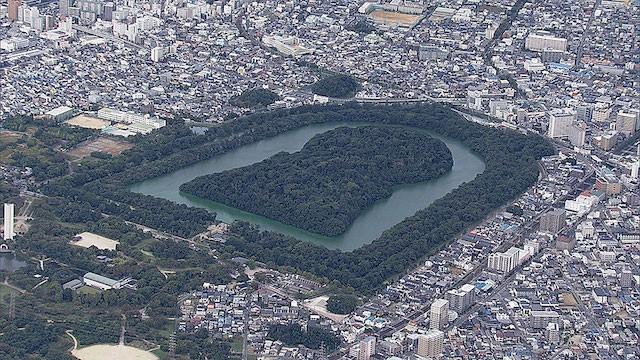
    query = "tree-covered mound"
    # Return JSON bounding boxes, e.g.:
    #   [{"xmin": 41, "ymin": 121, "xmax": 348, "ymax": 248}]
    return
[
  {"xmin": 229, "ymin": 88, "xmax": 280, "ymax": 108},
  {"xmin": 180, "ymin": 126, "xmax": 452, "ymax": 236},
  {"xmin": 310, "ymin": 74, "xmax": 360, "ymax": 98},
  {"xmin": 45, "ymin": 103, "xmax": 555, "ymax": 294}
]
